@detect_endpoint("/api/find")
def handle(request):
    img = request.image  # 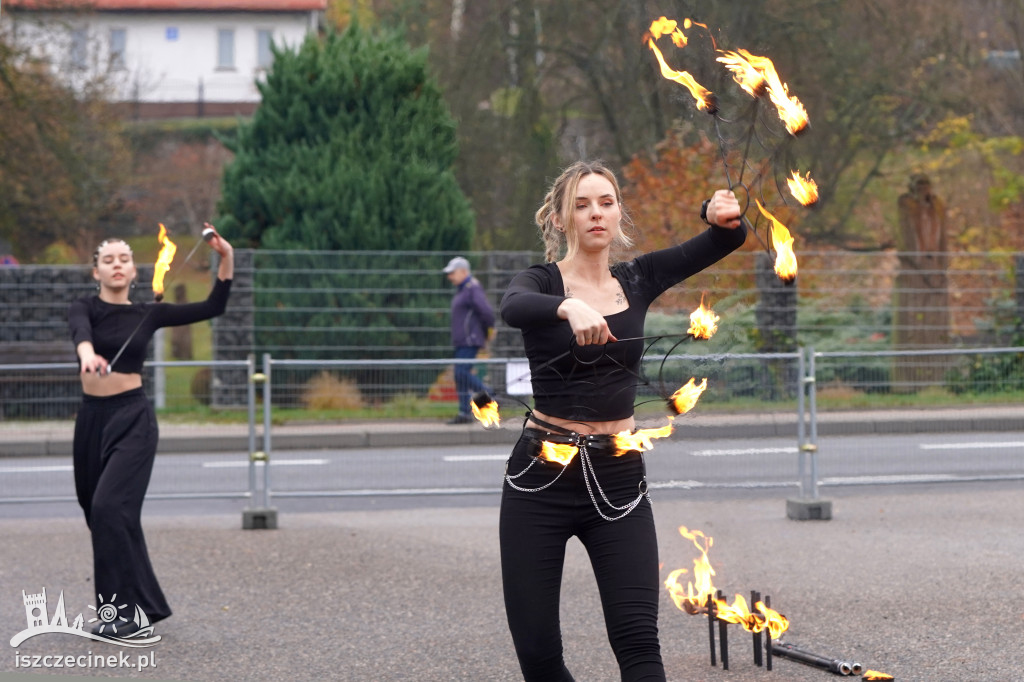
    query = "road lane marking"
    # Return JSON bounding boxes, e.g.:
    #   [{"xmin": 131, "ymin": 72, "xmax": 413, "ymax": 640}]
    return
[
  {"xmin": 0, "ymin": 465, "xmax": 73, "ymax": 473},
  {"xmin": 690, "ymin": 447, "xmax": 798, "ymax": 457},
  {"xmin": 919, "ymin": 441, "xmax": 1024, "ymax": 450},
  {"xmin": 202, "ymin": 459, "xmax": 327, "ymax": 468},
  {"xmin": 443, "ymin": 454, "xmax": 508, "ymax": 462}
]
